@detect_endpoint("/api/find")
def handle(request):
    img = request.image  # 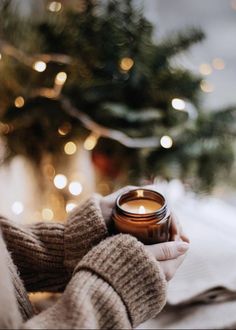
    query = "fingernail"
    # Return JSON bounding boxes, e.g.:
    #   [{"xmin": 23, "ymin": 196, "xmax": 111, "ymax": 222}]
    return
[{"xmin": 177, "ymin": 242, "xmax": 190, "ymax": 253}]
